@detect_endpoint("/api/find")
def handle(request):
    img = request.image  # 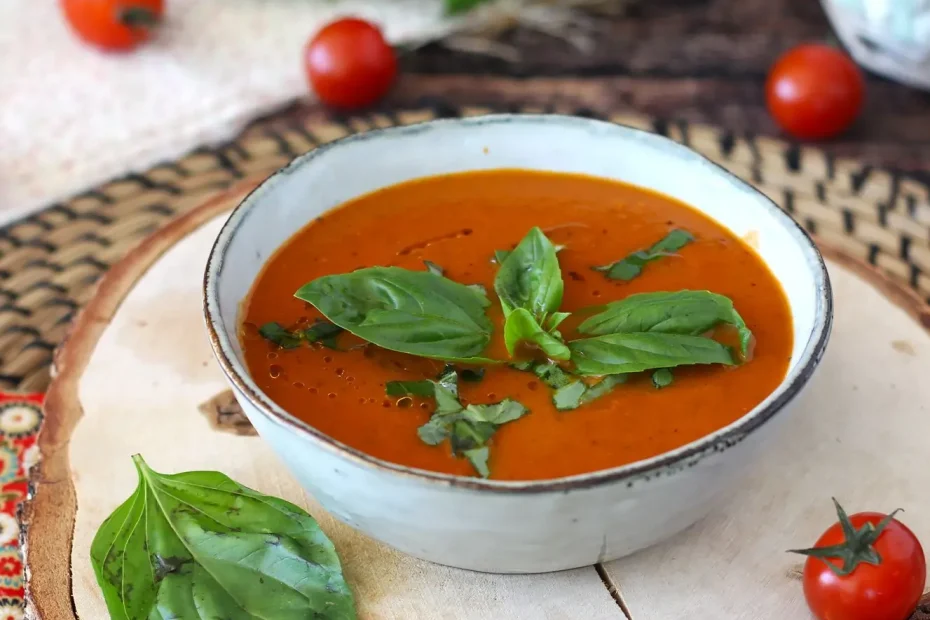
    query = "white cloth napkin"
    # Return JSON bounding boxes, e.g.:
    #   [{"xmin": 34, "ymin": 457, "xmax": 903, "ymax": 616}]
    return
[{"xmin": 0, "ymin": 0, "xmax": 459, "ymax": 223}]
